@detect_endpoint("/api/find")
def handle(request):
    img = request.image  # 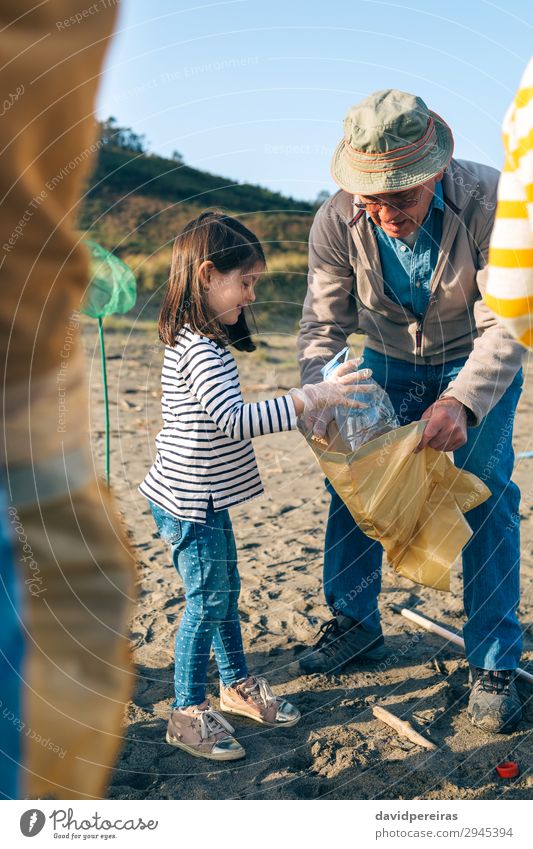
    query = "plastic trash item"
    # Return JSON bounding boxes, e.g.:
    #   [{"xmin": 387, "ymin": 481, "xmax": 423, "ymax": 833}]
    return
[
  {"xmin": 495, "ymin": 761, "xmax": 520, "ymax": 779},
  {"xmin": 307, "ymin": 419, "xmax": 491, "ymax": 592},
  {"xmin": 322, "ymin": 347, "xmax": 399, "ymax": 451}
]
